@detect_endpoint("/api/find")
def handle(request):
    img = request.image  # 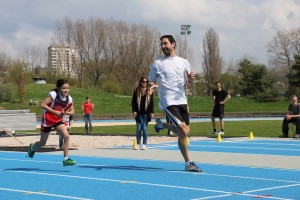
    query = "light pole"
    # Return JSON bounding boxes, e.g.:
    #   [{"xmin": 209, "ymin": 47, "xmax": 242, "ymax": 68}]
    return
[{"xmin": 180, "ymin": 25, "xmax": 192, "ymax": 59}]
